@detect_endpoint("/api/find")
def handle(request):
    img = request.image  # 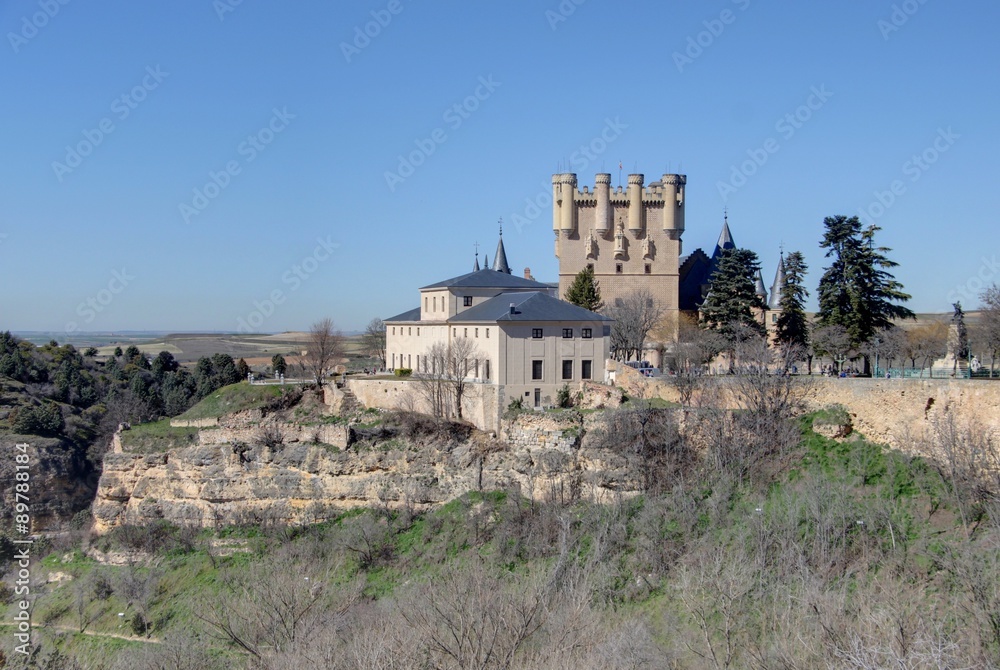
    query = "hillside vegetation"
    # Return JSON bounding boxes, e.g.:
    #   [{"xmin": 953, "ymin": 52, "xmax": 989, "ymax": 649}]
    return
[{"xmin": 5, "ymin": 397, "xmax": 1000, "ymax": 669}]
